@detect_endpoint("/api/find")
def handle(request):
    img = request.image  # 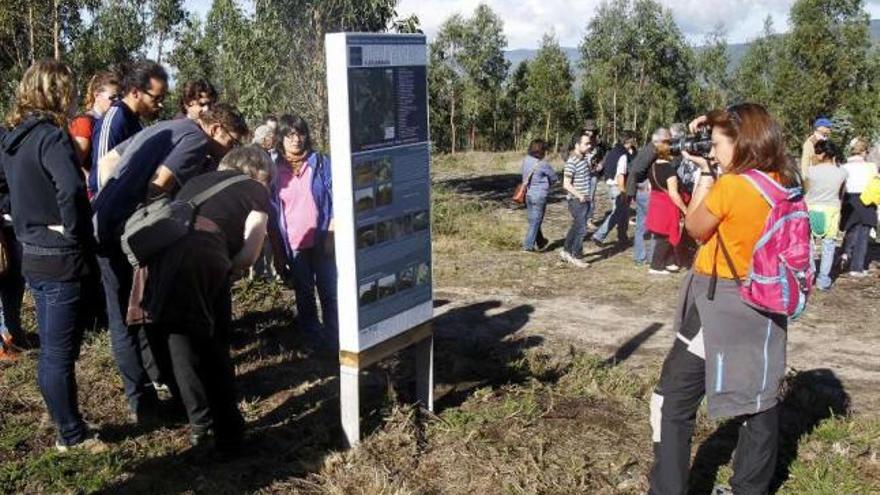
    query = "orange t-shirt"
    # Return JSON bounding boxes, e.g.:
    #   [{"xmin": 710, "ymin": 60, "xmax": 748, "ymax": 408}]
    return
[{"xmin": 693, "ymin": 173, "xmax": 776, "ymax": 279}]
